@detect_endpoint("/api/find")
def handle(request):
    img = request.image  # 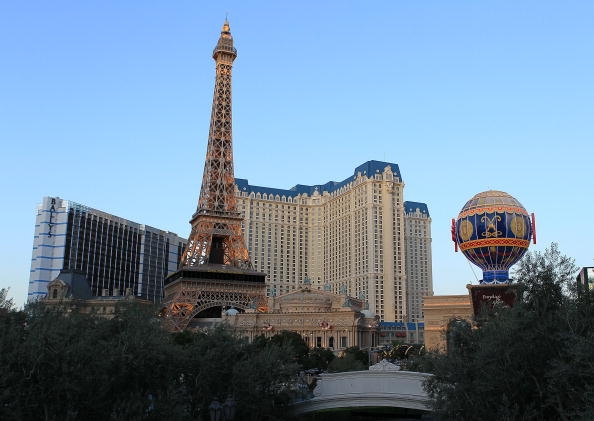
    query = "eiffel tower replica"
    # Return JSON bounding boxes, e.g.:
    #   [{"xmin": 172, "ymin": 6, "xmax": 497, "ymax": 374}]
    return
[{"xmin": 162, "ymin": 20, "xmax": 266, "ymax": 331}]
